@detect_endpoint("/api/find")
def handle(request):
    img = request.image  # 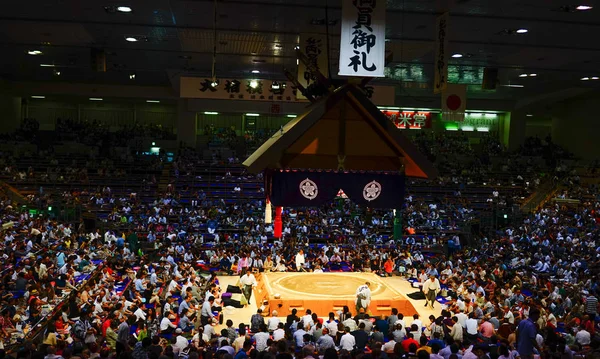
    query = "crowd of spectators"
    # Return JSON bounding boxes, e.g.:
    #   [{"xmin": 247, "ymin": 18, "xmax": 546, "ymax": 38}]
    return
[
  {"xmin": 0, "ymin": 174, "xmax": 597, "ymax": 359},
  {"xmin": 0, "ymin": 120, "xmax": 596, "ymax": 359}
]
